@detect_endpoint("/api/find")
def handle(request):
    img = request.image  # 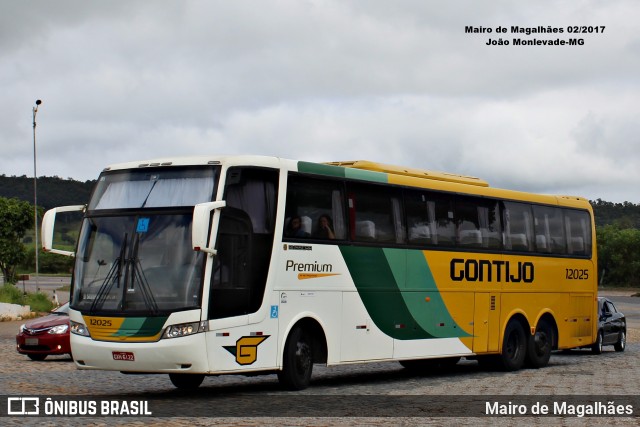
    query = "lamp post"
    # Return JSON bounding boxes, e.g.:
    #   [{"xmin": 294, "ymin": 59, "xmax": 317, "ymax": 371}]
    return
[{"xmin": 32, "ymin": 99, "xmax": 42, "ymax": 290}]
